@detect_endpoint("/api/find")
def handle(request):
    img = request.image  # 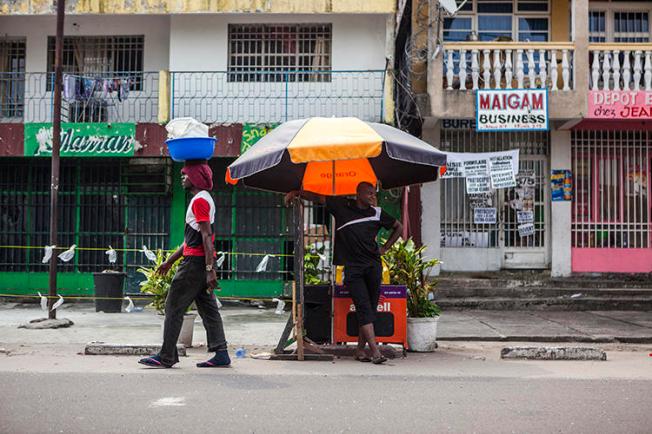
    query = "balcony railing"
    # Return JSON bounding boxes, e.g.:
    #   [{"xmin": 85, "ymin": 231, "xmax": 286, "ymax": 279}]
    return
[
  {"xmin": 0, "ymin": 72, "xmax": 160, "ymax": 123},
  {"xmin": 0, "ymin": 70, "xmax": 386, "ymax": 124},
  {"xmin": 442, "ymin": 42, "xmax": 575, "ymax": 92},
  {"xmin": 170, "ymin": 70, "xmax": 386, "ymax": 123},
  {"xmin": 589, "ymin": 44, "xmax": 652, "ymax": 91}
]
